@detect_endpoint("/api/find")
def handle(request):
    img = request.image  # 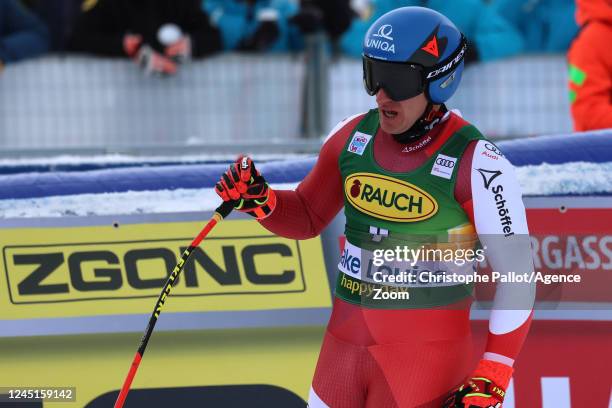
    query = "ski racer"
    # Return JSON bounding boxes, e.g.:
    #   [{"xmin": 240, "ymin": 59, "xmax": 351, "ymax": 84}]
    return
[{"xmin": 215, "ymin": 7, "xmax": 535, "ymax": 408}]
